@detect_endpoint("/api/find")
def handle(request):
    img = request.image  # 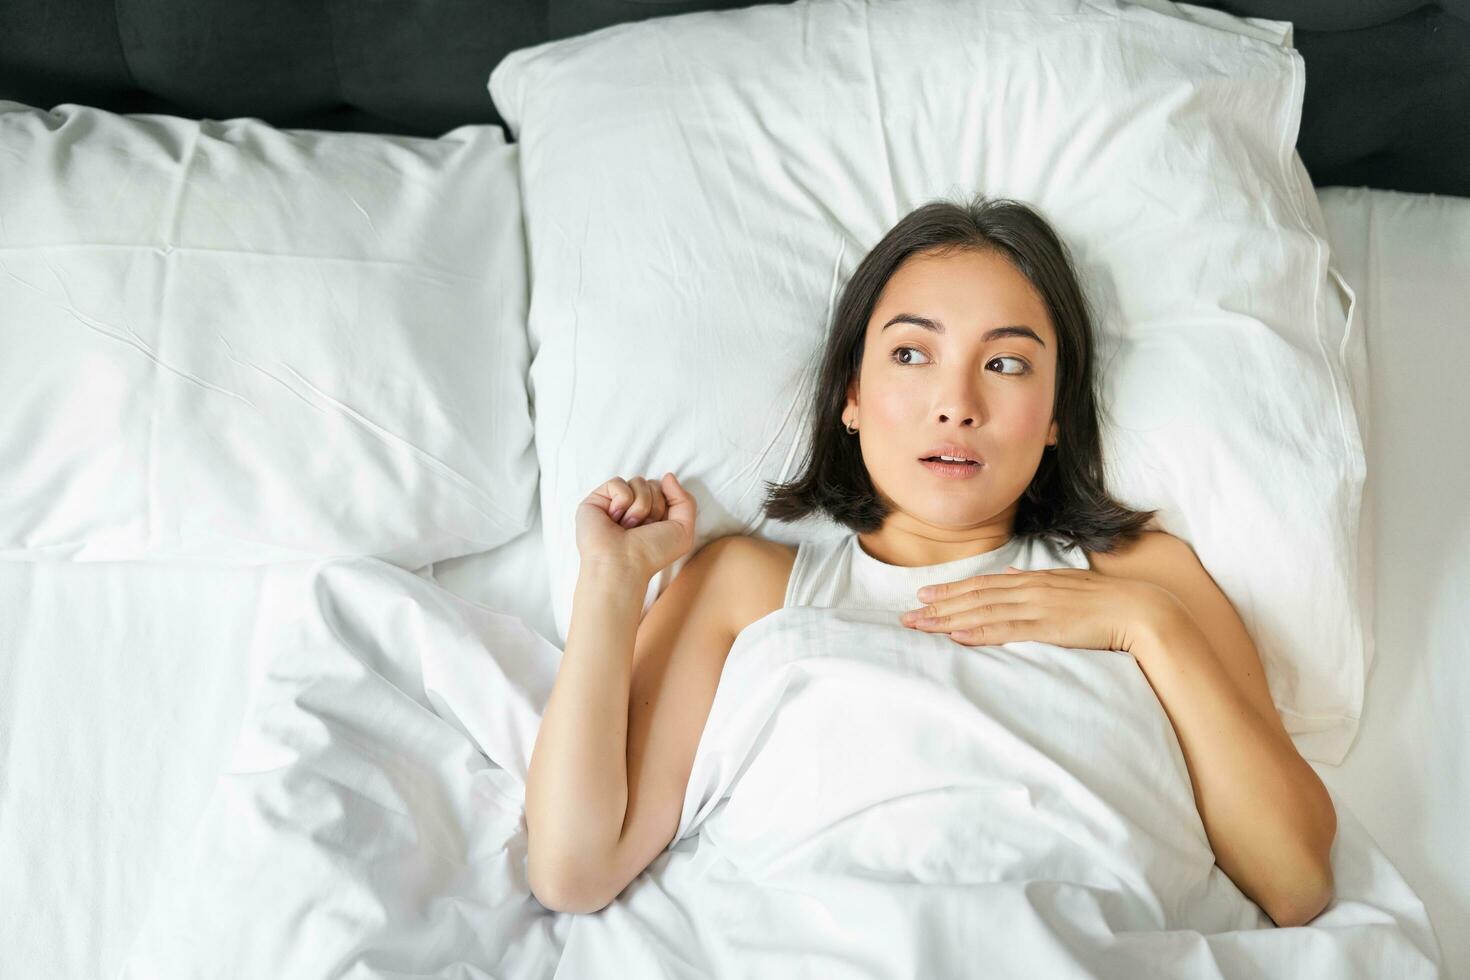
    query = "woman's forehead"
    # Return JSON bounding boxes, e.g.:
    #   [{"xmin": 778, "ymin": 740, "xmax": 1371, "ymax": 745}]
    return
[{"xmin": 873, "ymin": 250, "xmax": 1054, "ymax": 344}]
